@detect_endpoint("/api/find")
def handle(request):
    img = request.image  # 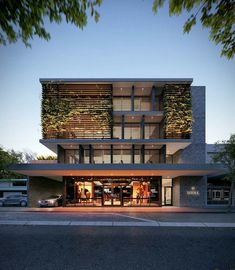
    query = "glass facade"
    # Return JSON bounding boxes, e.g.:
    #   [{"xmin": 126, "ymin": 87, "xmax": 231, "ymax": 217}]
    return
[
  {"xmin": 63, "ymin": 147, "xmax": 163, "ymax": 164},
  {"xmin": 65, "ymin": 177, "xmax": 161, "ymax": 207}
]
